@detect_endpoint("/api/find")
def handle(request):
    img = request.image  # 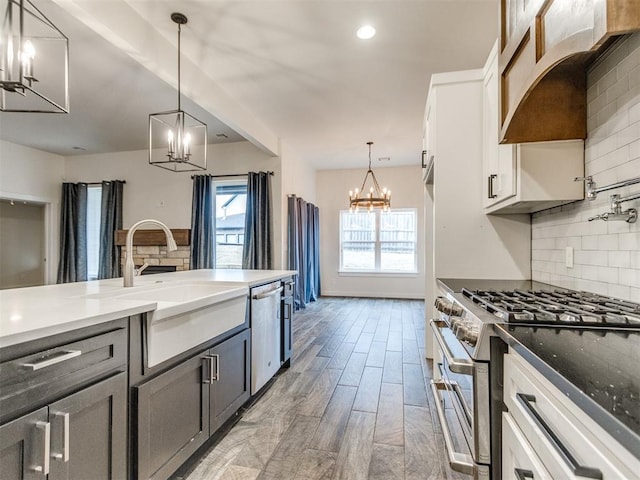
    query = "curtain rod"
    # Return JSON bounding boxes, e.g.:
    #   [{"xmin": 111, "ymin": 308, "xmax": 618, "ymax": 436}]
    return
[
  {"xmin": 70, "ymin": 180, "xmax": 126, "ymax": 185},
  {"xmin": 191, "ymin": 171, "xmax": 274, "ymax": 179}
]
